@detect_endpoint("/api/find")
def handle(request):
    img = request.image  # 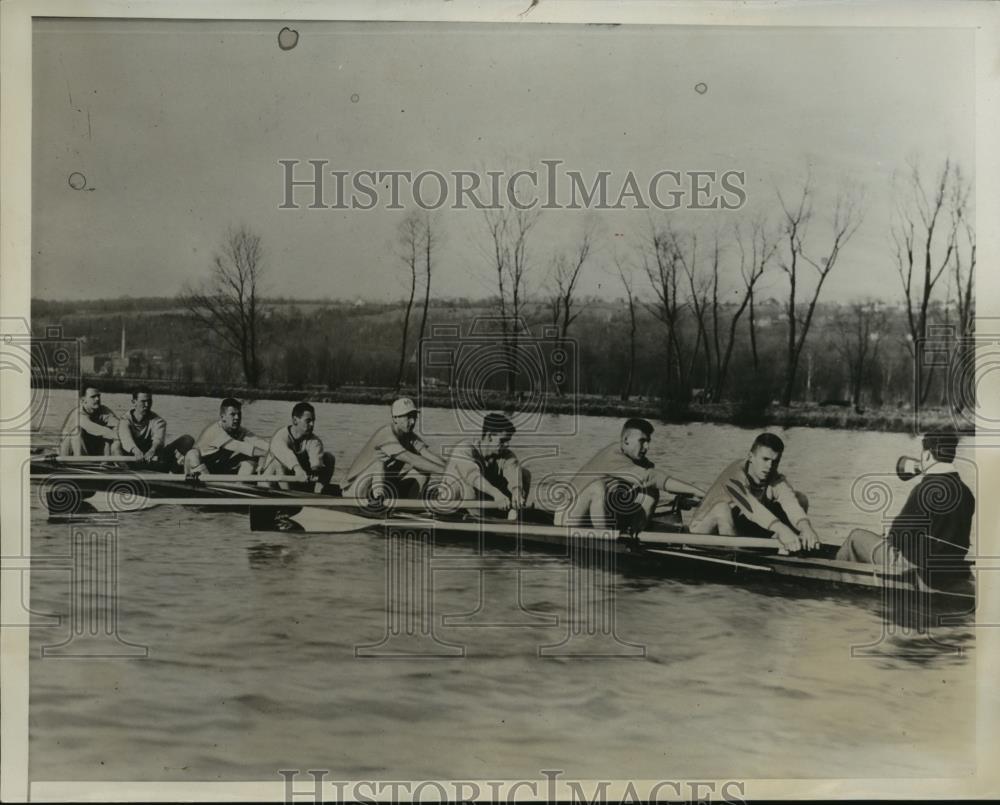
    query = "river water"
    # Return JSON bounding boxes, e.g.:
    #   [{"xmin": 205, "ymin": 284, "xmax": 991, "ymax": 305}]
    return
[{"xmin": 28, "ymin": 391, "xmax": 977, "ymax": 782}]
